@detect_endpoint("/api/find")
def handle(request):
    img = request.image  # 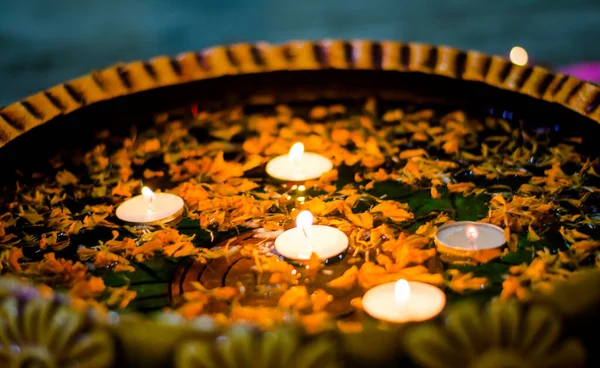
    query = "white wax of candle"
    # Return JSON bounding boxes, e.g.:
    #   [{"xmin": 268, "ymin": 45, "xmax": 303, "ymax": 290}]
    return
[
  {"xmin": 436, "ymin": 222, "xmax": 505, "ymax": 250},
  {"xmin": 275, "ymin": 225, "xmax": 348, "ymax": 260},
  {"xmin": 266, "ymin": 143, "xmax": 333, "ymax": 181},
  {"xmin": 362, "ymin": 281, "xmax": 446, "ymax": 323},
  {"xmin": 116, "ymin": 192, "xmax": 184, "ymax": 224}
]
